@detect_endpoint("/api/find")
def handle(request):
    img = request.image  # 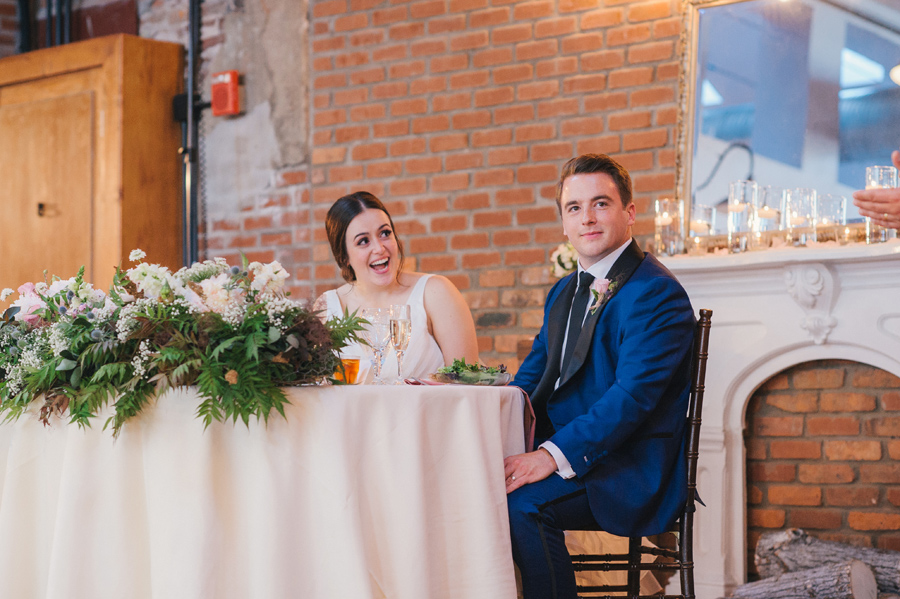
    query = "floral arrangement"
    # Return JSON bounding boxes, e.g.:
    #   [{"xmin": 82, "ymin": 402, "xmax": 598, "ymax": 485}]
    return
[
  {"xmin": 0, "ymin": 250, "xmax": 364, "ymax": 436},
  {"xmin": 550, "ymin": 242, "xmax": 577, "ymax": 278}
]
